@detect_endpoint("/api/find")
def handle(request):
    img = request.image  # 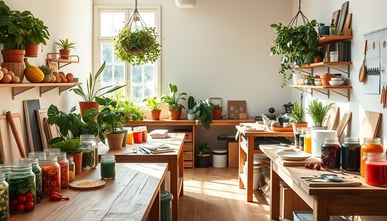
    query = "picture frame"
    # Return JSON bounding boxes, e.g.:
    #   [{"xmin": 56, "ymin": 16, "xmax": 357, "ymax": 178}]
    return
[
  {"xmin": 335, "ymin": 1, "xmax": 349, "ymax": 35},
  {"xmin": 227, "ymin": 100, "xmax": 247, "ymax": 120}
]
